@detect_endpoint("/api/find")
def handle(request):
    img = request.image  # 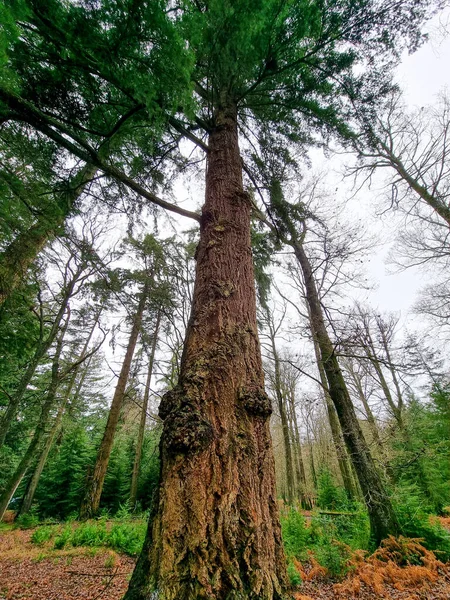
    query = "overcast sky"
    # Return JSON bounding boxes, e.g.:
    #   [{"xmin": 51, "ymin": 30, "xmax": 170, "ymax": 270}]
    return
[{"xmin": 338, "ymin": 9, "xmax": 450, "ymax": 326}]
